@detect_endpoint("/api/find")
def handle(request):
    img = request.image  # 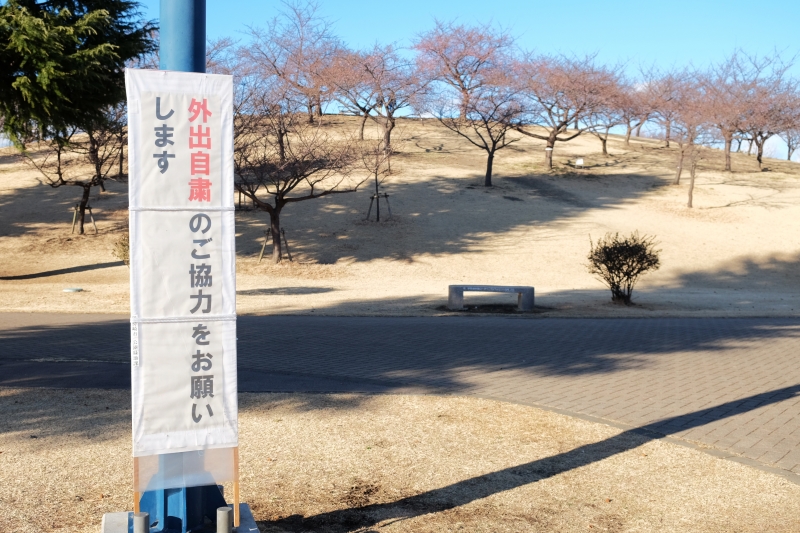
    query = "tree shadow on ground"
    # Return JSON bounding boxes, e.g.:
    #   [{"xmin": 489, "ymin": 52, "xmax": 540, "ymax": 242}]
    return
[
  {"xmin": 0, "ymin": 175, "xmax": 128, "ymax": 240},
  {"xmin": 237, "ymin": 287, "xmax": 336, "ymax": 296},
  {"xmin": 667, "ymin": 251, "xmax": 800, "ymax": 292},
  {"xmin": 261, "ymin": 384, "xmax": 800, "ymax": 533},
  {"xmin": 234, "ymin": 169, "xmax": 669, "ymax": 265},
  {"xmin": 0, "ymin": 386, "xmax": 129, "ymax": 441},
  {"xmin": 0, "ymin": 261, "xmax": 125, "ymax": 280},
  {"xmin": 2, "ymin": 310, "xmax": 800, "ymax": 437}
]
